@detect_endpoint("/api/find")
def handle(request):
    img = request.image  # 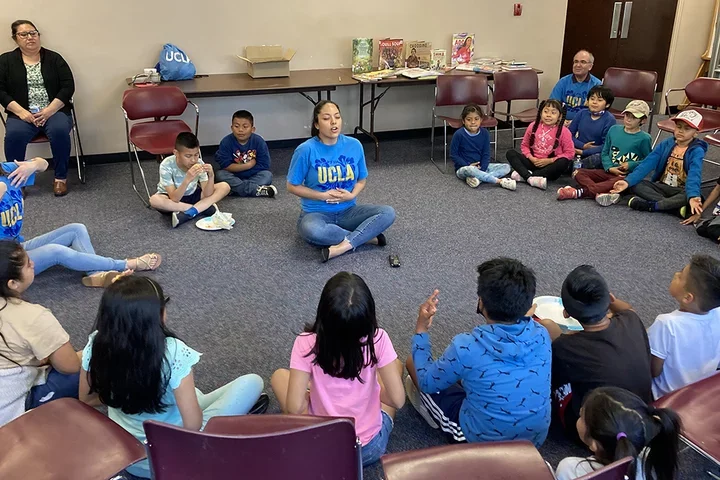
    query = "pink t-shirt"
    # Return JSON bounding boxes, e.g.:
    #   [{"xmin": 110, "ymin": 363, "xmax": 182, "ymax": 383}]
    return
[
  {"xmin": 290, "ymin": 329, "xmax": 397, "ymax": 445},
  {"xmin": 521, "ymin": 121, "xmax": 575, "ymax": 159}
]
